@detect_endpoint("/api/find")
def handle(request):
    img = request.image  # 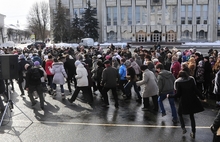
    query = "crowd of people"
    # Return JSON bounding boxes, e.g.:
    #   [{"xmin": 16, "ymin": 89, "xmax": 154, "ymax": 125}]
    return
[{"xmin": 0, "ymin": 43, "xmax": 220, "ymax": 140}]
